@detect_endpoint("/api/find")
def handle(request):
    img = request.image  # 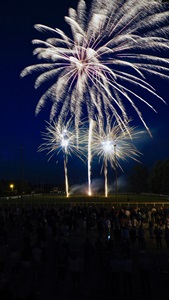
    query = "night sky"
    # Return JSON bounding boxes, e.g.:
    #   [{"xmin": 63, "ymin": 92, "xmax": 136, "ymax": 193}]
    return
[{"xmin": 1, "ymin": 0, "xmax": 169, "ymax": 188}]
